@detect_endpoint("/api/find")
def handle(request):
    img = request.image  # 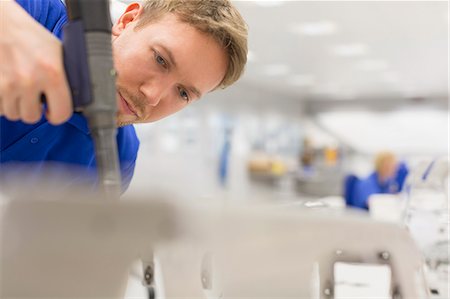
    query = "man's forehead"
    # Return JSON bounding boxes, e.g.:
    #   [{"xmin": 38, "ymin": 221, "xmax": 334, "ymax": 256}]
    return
[{"xmin": 131, "ymin": 13, "xmax": 227, "ymax": 96}]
